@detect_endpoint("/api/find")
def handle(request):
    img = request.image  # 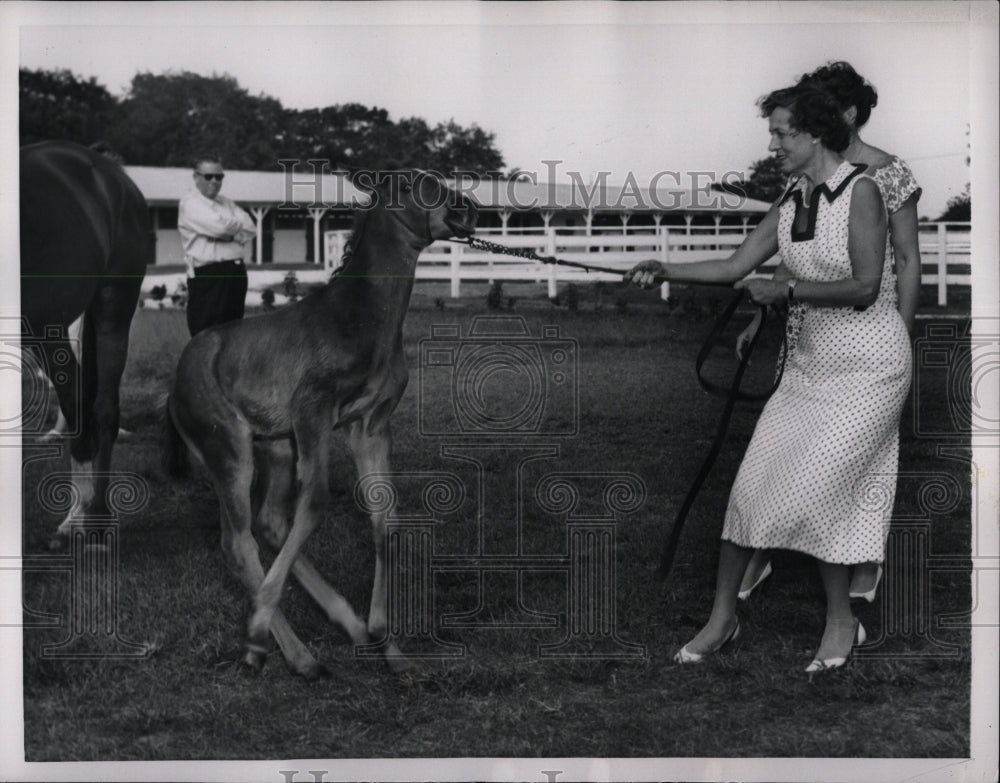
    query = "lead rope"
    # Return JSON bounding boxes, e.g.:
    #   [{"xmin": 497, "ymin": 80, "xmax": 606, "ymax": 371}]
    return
[{"xmin": 449, "ymin": 235, "xmax": 786, "ymax": 581}]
